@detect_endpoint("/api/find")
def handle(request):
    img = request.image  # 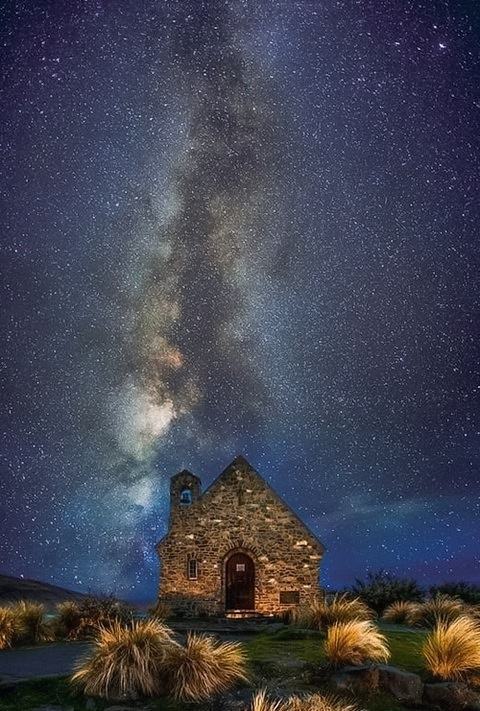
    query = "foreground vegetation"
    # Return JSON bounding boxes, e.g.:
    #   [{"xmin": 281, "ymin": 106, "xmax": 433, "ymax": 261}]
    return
[
  {"xmin": 1, "ymin": 621, "xmax": 479, "ymax": 711},
  {"xmin": 0, "ymin": 677, "xmax": 187, "ymax": 711},
  {"xmin": 0, "ymin": 625, "xmax": 426, "ymax": 711},
  {"xmin": 350, "ymin": 573, "xmax": 480, "ymax": 615},
  {"xmin": 2, "ymin": 580, "xmax": 480, "ymax": 710},
  {"xmin": 0, "ymin": 594, "xmax": 134, "ymax": 649},
  {"xmin": 72, "ymin": 620, "xmax": 248, "ymax": 702},
  {"xmin": 247, "ymin": 625, "xmax": 425, "ymax": 673}
]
